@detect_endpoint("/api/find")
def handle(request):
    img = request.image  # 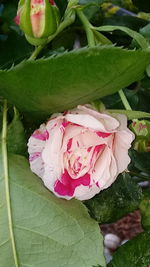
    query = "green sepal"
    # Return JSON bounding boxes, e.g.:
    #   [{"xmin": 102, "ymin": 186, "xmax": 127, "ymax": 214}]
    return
[
  {"xmin": 25, "ymin": 34, "xmax": 47, "ymax": 46},
  {"xmin": 41, "ymin": 0, "xmax": 58, "ymax": 37},
  {"xmin": 19, "ymin": 0, "xmax": 33, "ymax": 37}
]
